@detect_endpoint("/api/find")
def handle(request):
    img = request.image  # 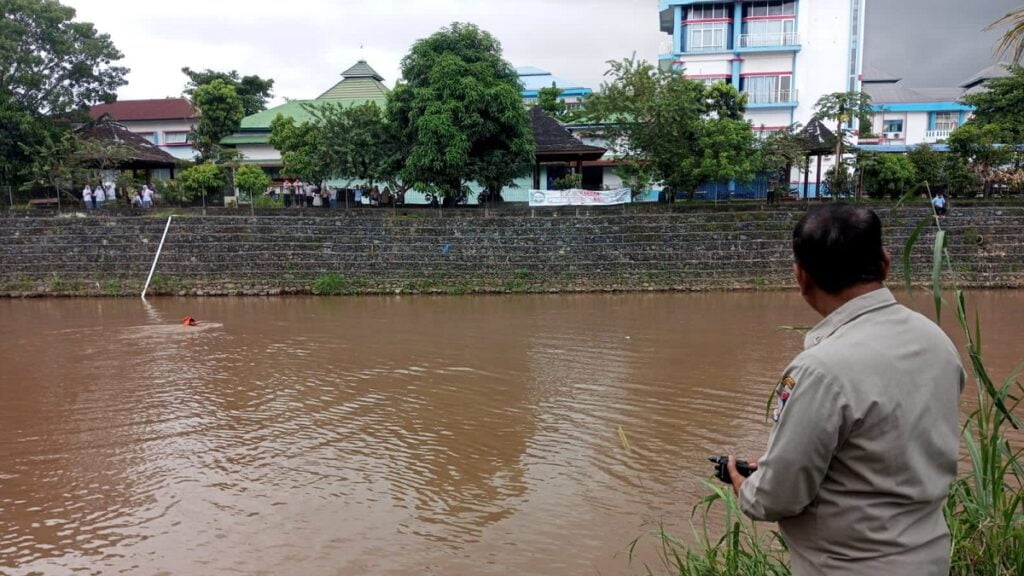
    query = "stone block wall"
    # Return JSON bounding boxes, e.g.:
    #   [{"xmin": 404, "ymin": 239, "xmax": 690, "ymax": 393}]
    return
[{"xmin": 1, "ymin": 207, "xmax": 1022, "ymax": 296}]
